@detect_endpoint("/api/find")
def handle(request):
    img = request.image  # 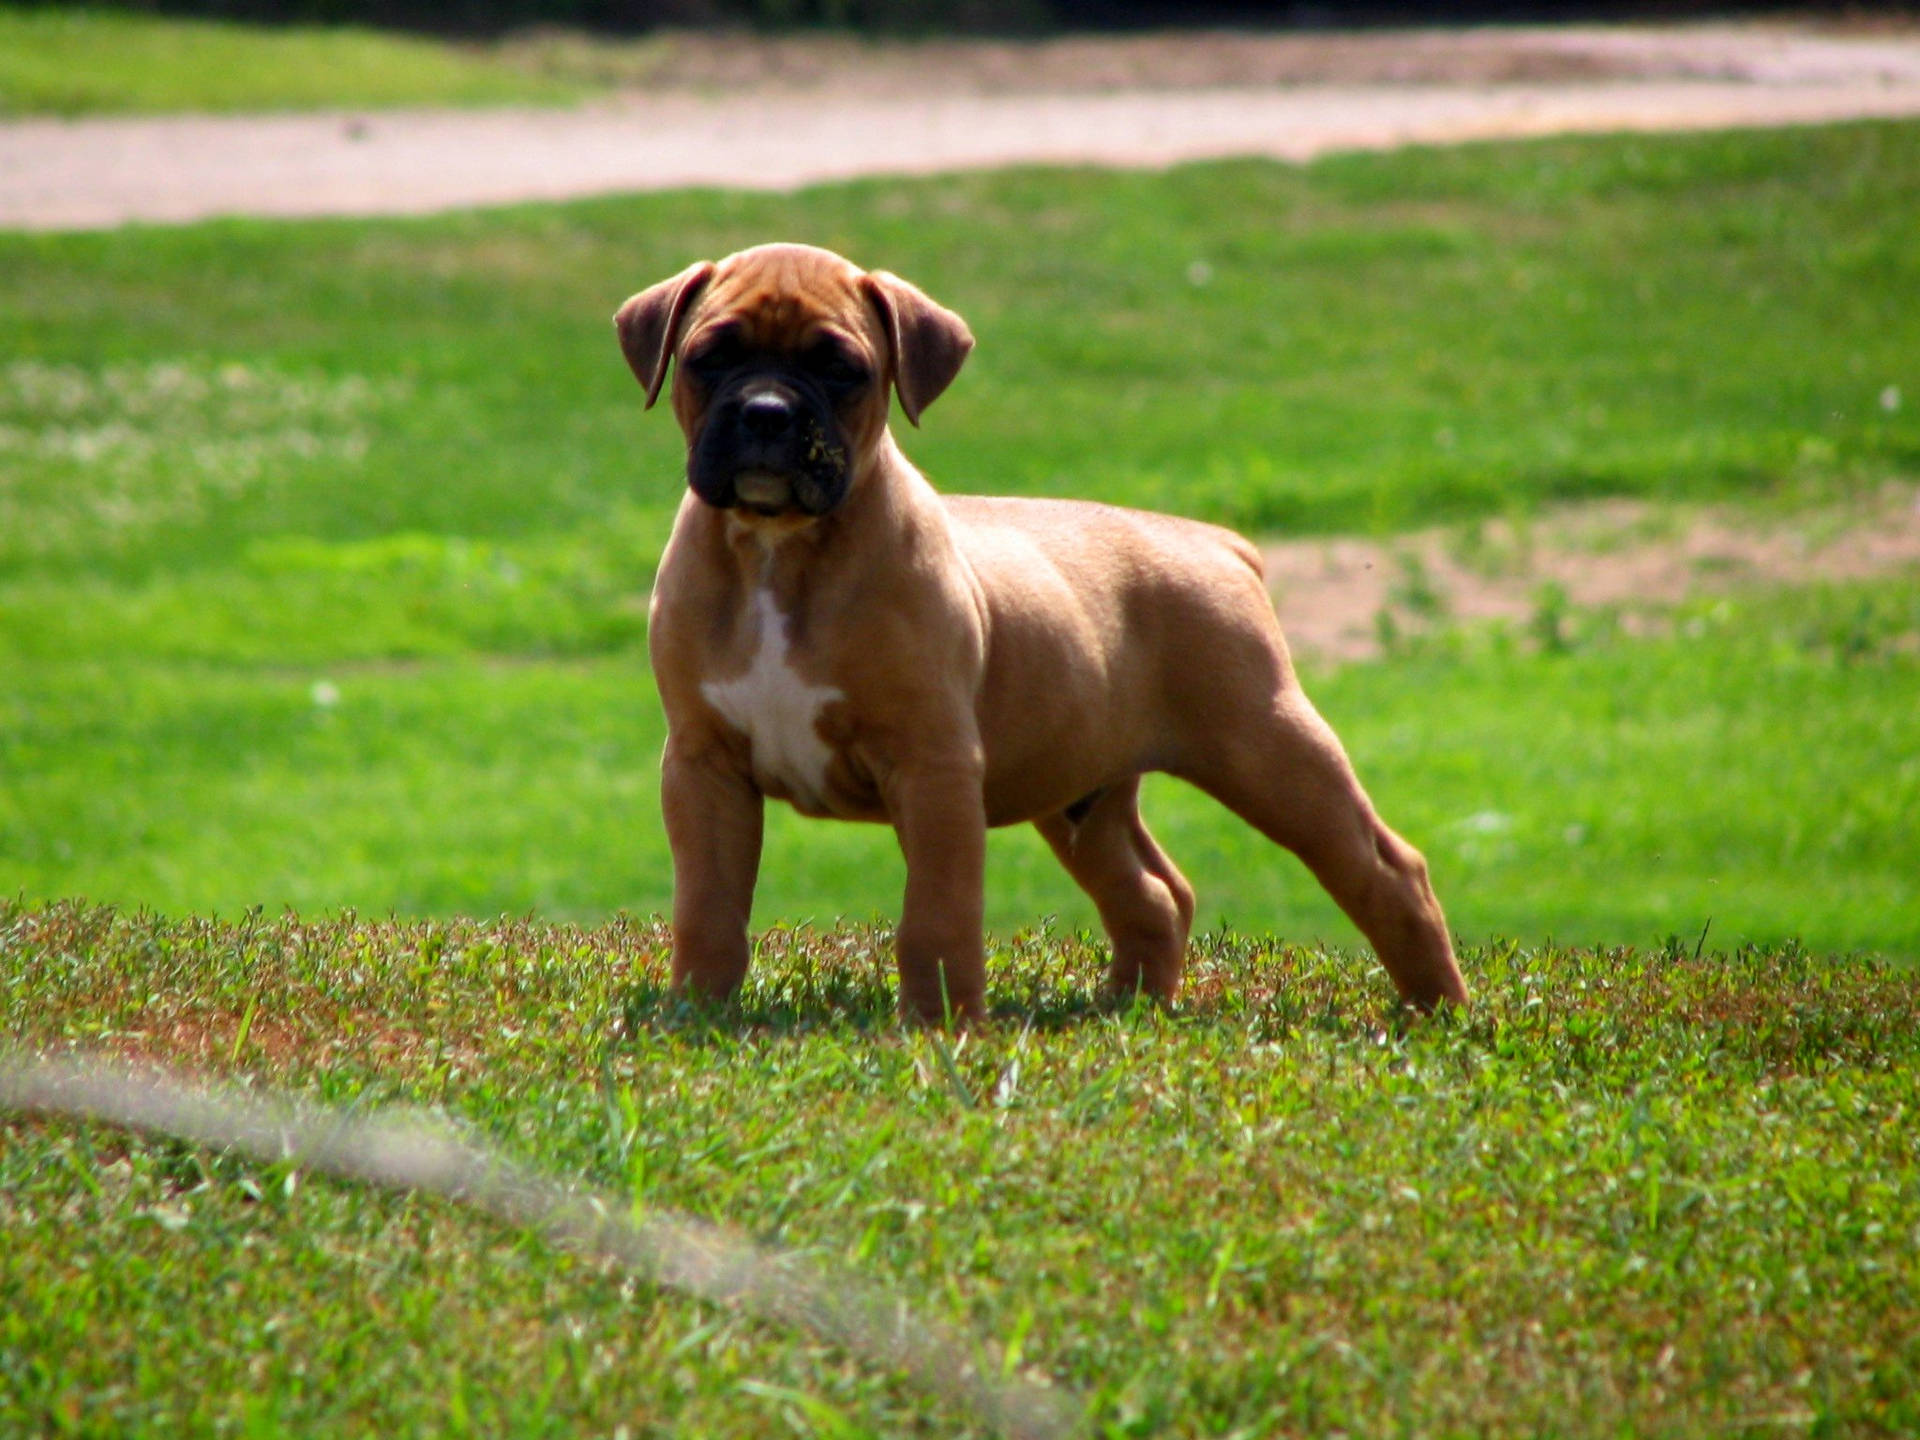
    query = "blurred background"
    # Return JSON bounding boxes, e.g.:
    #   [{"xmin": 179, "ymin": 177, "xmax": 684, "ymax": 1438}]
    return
[
  {"xmin": 15, "ymin": 0, "xmax": 1879, "ymax": 32},
  {"xmin": 1, "ymin": 0, "xmax": 1916, "ymax": 962}
]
